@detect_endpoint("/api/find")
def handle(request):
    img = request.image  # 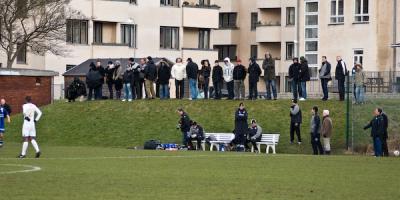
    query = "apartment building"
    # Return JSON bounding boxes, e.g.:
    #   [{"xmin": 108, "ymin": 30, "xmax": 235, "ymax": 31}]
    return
[{"xmin": 1, "ymin": 0, "xmax": 398, "ymax": 98}]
